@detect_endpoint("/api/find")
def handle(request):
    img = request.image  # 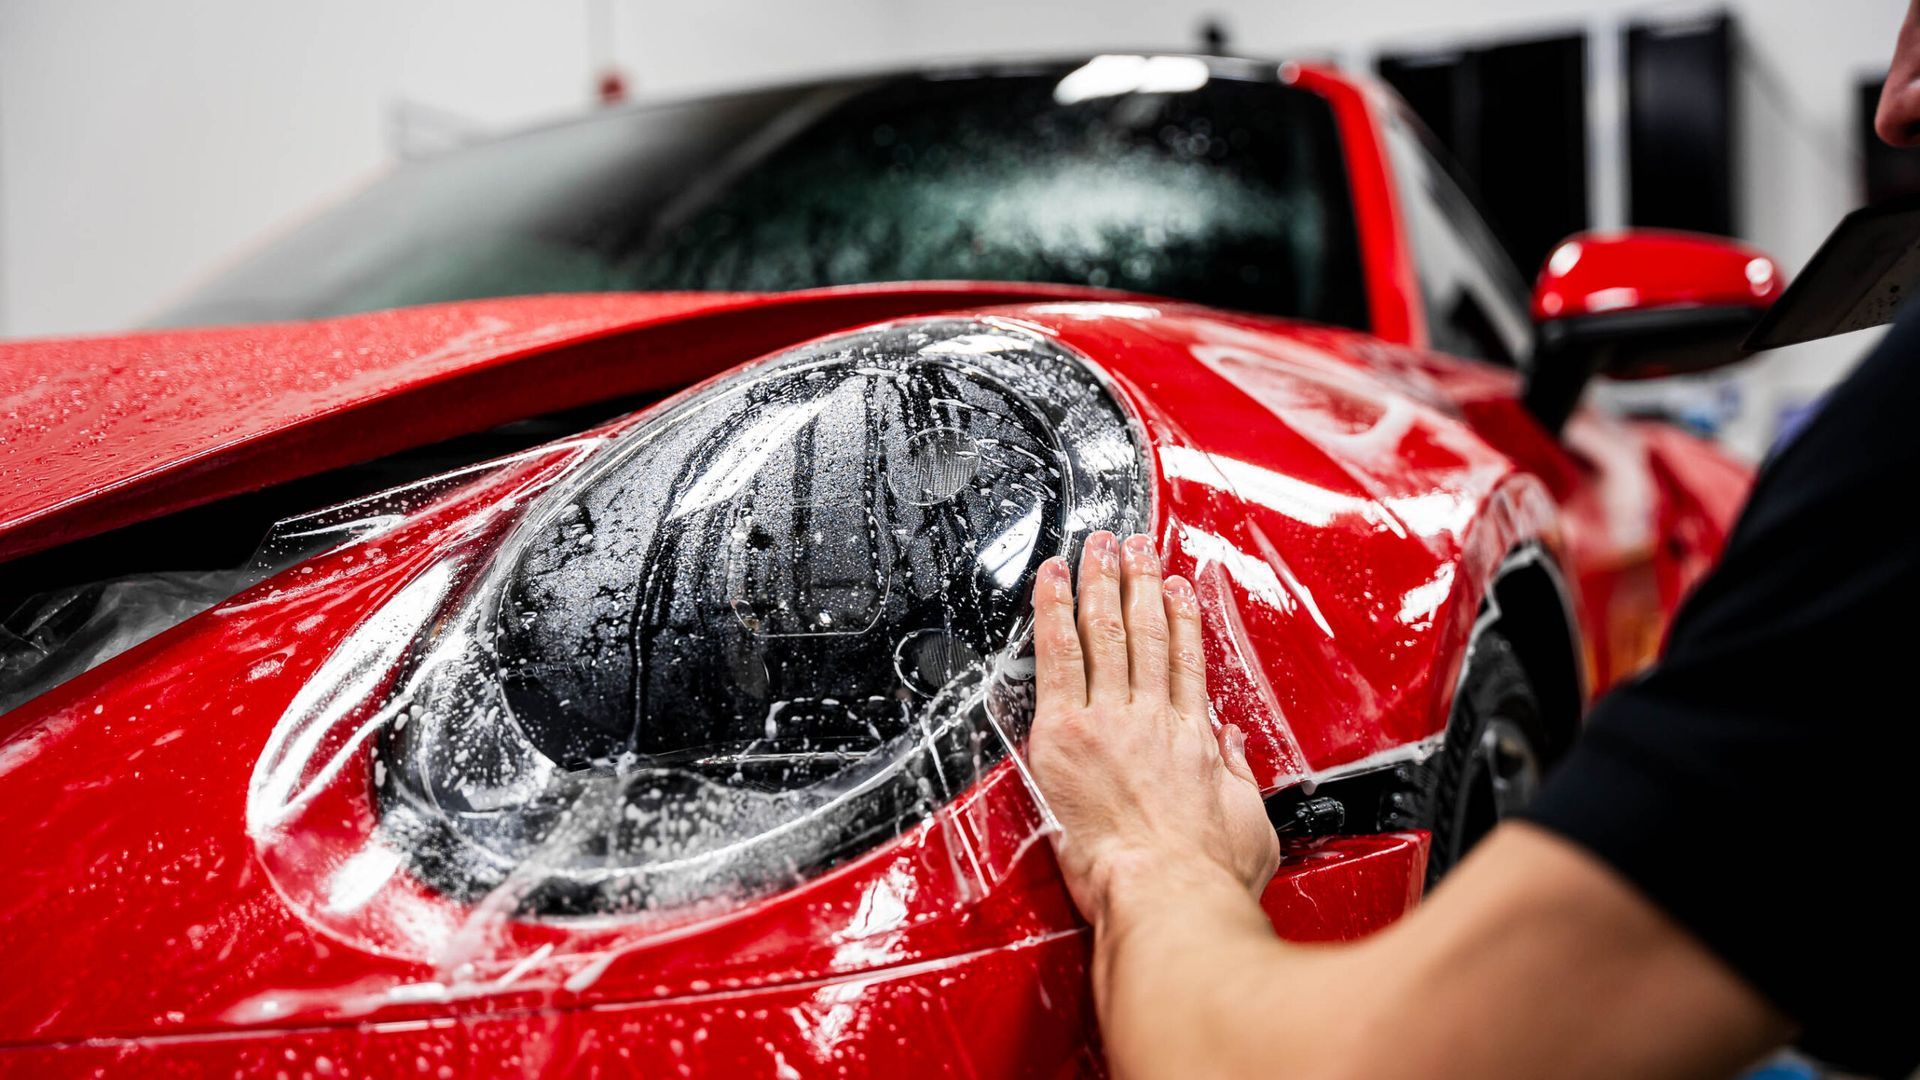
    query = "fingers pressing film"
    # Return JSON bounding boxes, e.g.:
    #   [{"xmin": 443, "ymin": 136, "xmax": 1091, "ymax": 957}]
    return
[
  {"xmin": 1031, "ymin": 557, "xmax": 1087, "ymax": 707},
  {"xmin": 1163, "ymin": 574, "xmax": 1208, "ymax": 725},
  {"xmin": 1119, "ymin": 534, "xmax": 1169, "ymax": 702},
  {"xmin": 1036, "ymin": 534, "xmax": 1211, "ymax": 720},
  {"xmin": 1076, "ymin": 531, "xmax": 1130, "ymax": 702}
]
